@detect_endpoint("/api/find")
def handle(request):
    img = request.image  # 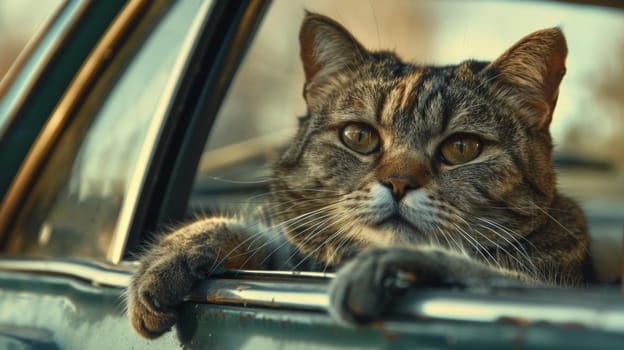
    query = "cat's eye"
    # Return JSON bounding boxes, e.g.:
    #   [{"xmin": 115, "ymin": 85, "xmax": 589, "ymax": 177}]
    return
[
  {"xmin": 439, "ymin": 134, "xmax": 482, "ymax": 165},
  {"xmin": 340, "ymin": 123, "xmax": 380, "ymax": 155}
]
